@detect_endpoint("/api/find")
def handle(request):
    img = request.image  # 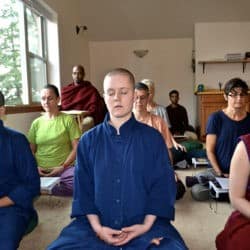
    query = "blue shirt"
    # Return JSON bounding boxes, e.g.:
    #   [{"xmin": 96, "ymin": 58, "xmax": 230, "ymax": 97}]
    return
[
  {"xmin": 48, "ymin": 114, "xmax": 187, "ymax": 250},
  {"xmin": 0, "ymin": 120, "xmax": 40, "ymax": 217},
  {"xmin": 206, "ymin": 111, "xmax": 250, "ymax": 173},
  {"xmin": 72, "ymin": 114, "xmax": 176, "ymax": 226}
]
